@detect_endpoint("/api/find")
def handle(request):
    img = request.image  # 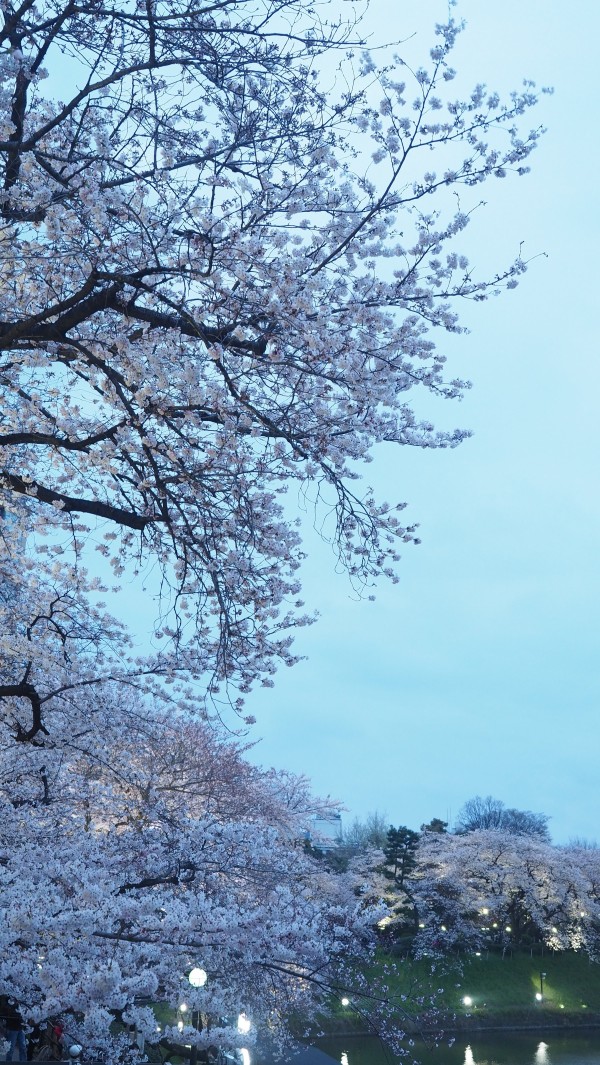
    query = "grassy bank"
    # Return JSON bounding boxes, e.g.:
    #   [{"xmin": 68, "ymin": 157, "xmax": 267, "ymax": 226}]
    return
[{"xmin": 322, "ymin": 950, "xmax": 600, "ymax": 1033}]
